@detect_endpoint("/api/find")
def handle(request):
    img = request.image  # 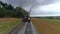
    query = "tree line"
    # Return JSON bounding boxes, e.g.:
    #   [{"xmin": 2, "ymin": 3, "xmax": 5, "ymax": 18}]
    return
[{"xmin": 0, "ymin": 1, "xmax": 28, "ymax": 18}]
